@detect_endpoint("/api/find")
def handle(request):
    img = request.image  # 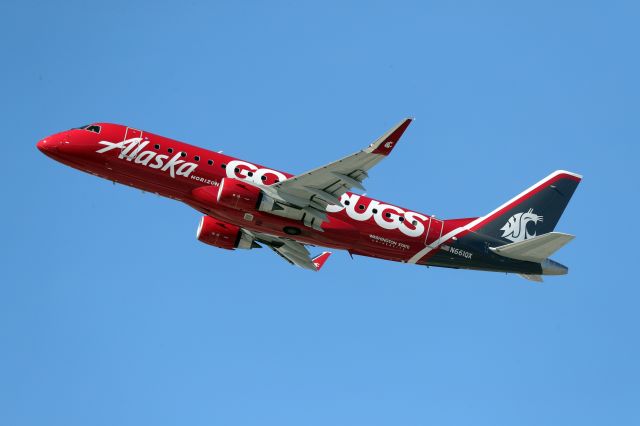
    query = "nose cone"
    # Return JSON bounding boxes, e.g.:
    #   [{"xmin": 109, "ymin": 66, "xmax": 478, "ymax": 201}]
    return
[
  {"xmin": 36, "ymin": 131, "xmax": 71, "ymax": 157},
  {"xmin": 37, "ymin": 138, "xmax": 56, "ymax": 153}
]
